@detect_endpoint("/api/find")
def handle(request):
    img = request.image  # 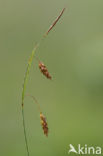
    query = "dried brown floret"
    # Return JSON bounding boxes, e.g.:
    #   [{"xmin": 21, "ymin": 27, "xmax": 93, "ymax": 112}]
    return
[
  {"xmin": 39, "ymin": 62, "xmax": 52, "ymax": 79},
  {"xmin": 40, "ymin": 112, "xmax": 48, "ymax": 137},
  {"xmin": 44, "ymin": 7, "xmax": 66, "ymax": 36}
]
